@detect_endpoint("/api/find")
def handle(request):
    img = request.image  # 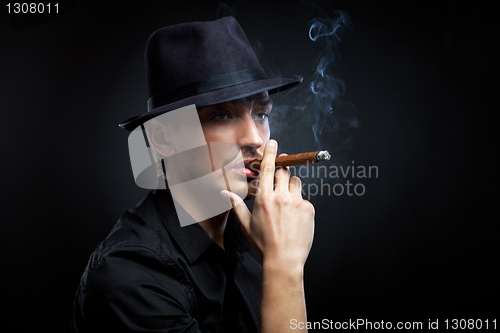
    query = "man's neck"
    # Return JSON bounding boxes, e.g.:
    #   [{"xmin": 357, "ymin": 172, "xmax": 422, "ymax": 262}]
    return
[
  {"xmin": 198, "ymin": 210, "xmax": 230, "ymax": 250},
  {"xmin": 163, "ymin": 183, "xmax": 230, "ymax": 249}
]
